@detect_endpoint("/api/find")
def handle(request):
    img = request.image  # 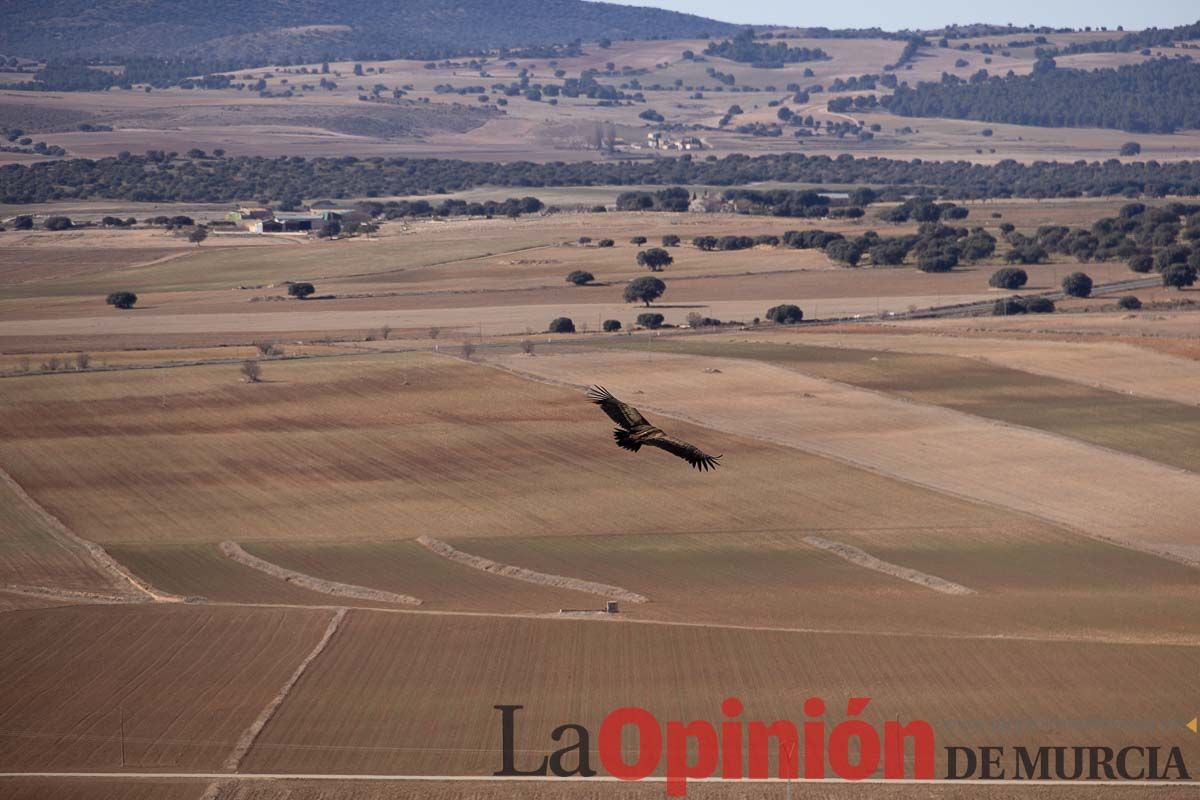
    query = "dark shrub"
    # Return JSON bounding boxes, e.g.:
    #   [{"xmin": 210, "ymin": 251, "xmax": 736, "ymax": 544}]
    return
[
  {"xmin": 1061, "ymin": 272, "xmax": 1093, "ymax": 297},
  {"xmin": 1128, "ymin": 253, "xmax": 1154, "ymax": 273},
  {"xmin": 1161, "ymin": 264, "xmax": 1197, "ymax": 289},
  {"xmin": 565, "ymin": 270, "xmax": 595, "ymax": 285},
  {"xmin": 44, "ymin": 216, "xmax": 73, "ymax": 231},
  {"xmin": 288, "ymin": 282, "xmax": 315, "ymax": 299},
  {"xmin": 630, "ymin": 236, "xmax": 647, "ymax": 245},
  {"xmin": 993, "ymin": 297, "xmax": 1027, "ymax": 315},
  {"xmin": 548, "ymin": 317, "xmax": 576, "ymax": 333},
  {"xmin": 765, "ymin": 304, "xmax": 803, "ymax": 324},
  {"xmin": 1116, "ymin": 295, "xmax": 1142, "ymax": 310},
  {"xmin": 988, "ymin": 267, "xmax": 1028, "ymax": 289},
  {"xmin": 661, "ymin": 234, "xmax": 681, "ymax": 247},
  {"xmin": 602, "ymin": 319, "xmax": 622, "ymax": 332},
  {"xmin": 1022, "ymin": 296, "xmax": 1055, "ymax": 313},
  {"xmin": 636, "ymin": 312, "xmax": 665, "ymax": 329},
  {"xmin": 597, "ymin": 239, "xmax": 615, "ymax": 248},
  {"xmin": 106, "ymin": 291, "xmax": 138, "ymax": 309}
]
